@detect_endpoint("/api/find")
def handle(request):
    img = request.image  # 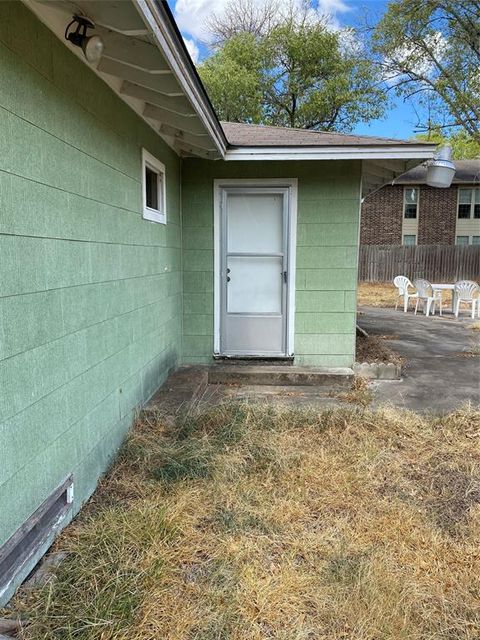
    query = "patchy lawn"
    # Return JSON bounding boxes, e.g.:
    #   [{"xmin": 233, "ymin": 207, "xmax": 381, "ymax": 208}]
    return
[
  {"xmin": 358, "ymin": 281, "xmax": 454, "ymax": 310},
  {"xmin": 7, "ymin": 404, "xmax": 480, "ymax": 639}
]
